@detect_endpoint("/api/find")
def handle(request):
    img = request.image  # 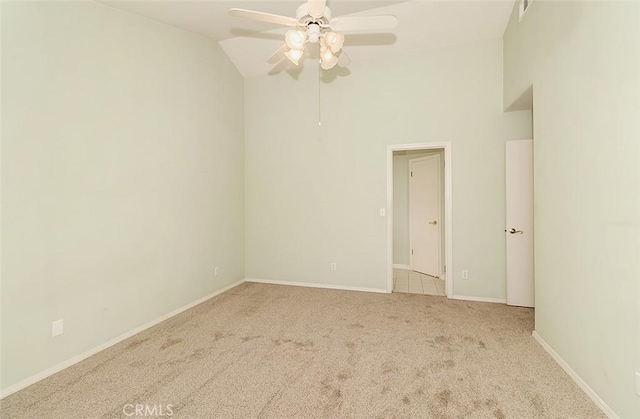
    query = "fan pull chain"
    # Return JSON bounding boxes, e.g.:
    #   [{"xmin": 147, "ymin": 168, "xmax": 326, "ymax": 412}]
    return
[{"xmin": 318, "ymin": 59, "xmax": 322, "ymax": 126}]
